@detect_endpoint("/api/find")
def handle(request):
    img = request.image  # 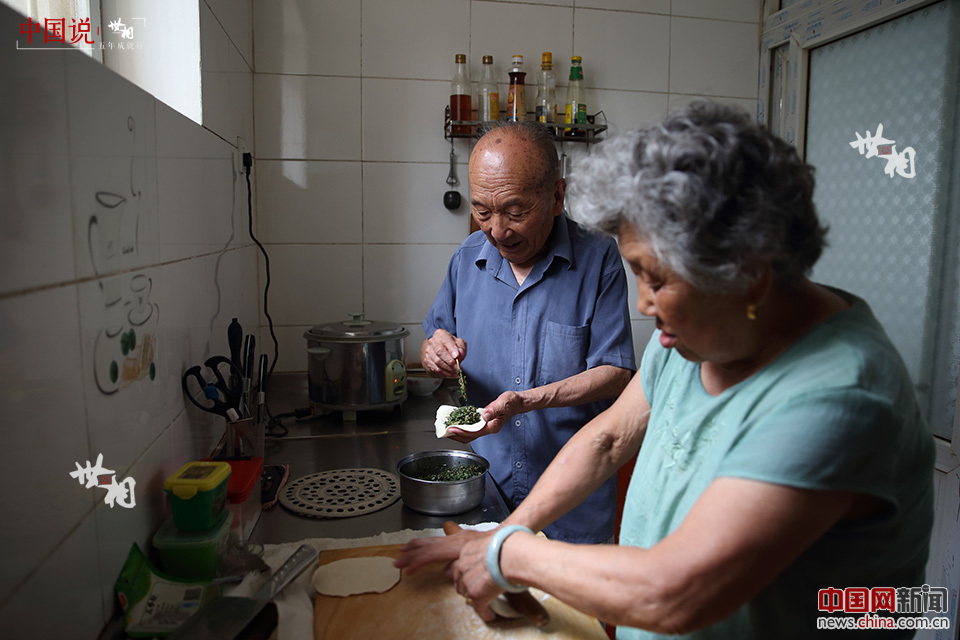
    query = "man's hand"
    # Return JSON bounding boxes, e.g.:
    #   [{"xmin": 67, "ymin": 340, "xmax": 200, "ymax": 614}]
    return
[
  {"xmin": 421, "ymin": 329, "xmax": 466, "ymax": 378},
  {"xmin": 445, "ymin": 390, "xmax": 525, "ymax": 444},
  {"xmin": 480, "ymin": 390, "xmax": 527, "ymax": 433}
]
